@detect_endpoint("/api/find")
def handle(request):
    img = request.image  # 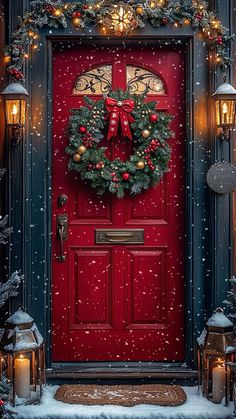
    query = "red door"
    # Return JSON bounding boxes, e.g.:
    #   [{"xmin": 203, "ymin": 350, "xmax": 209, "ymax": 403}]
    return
[{"xmin": 52, "ymin": 43, "xmax": 185, "ymax": 362}]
